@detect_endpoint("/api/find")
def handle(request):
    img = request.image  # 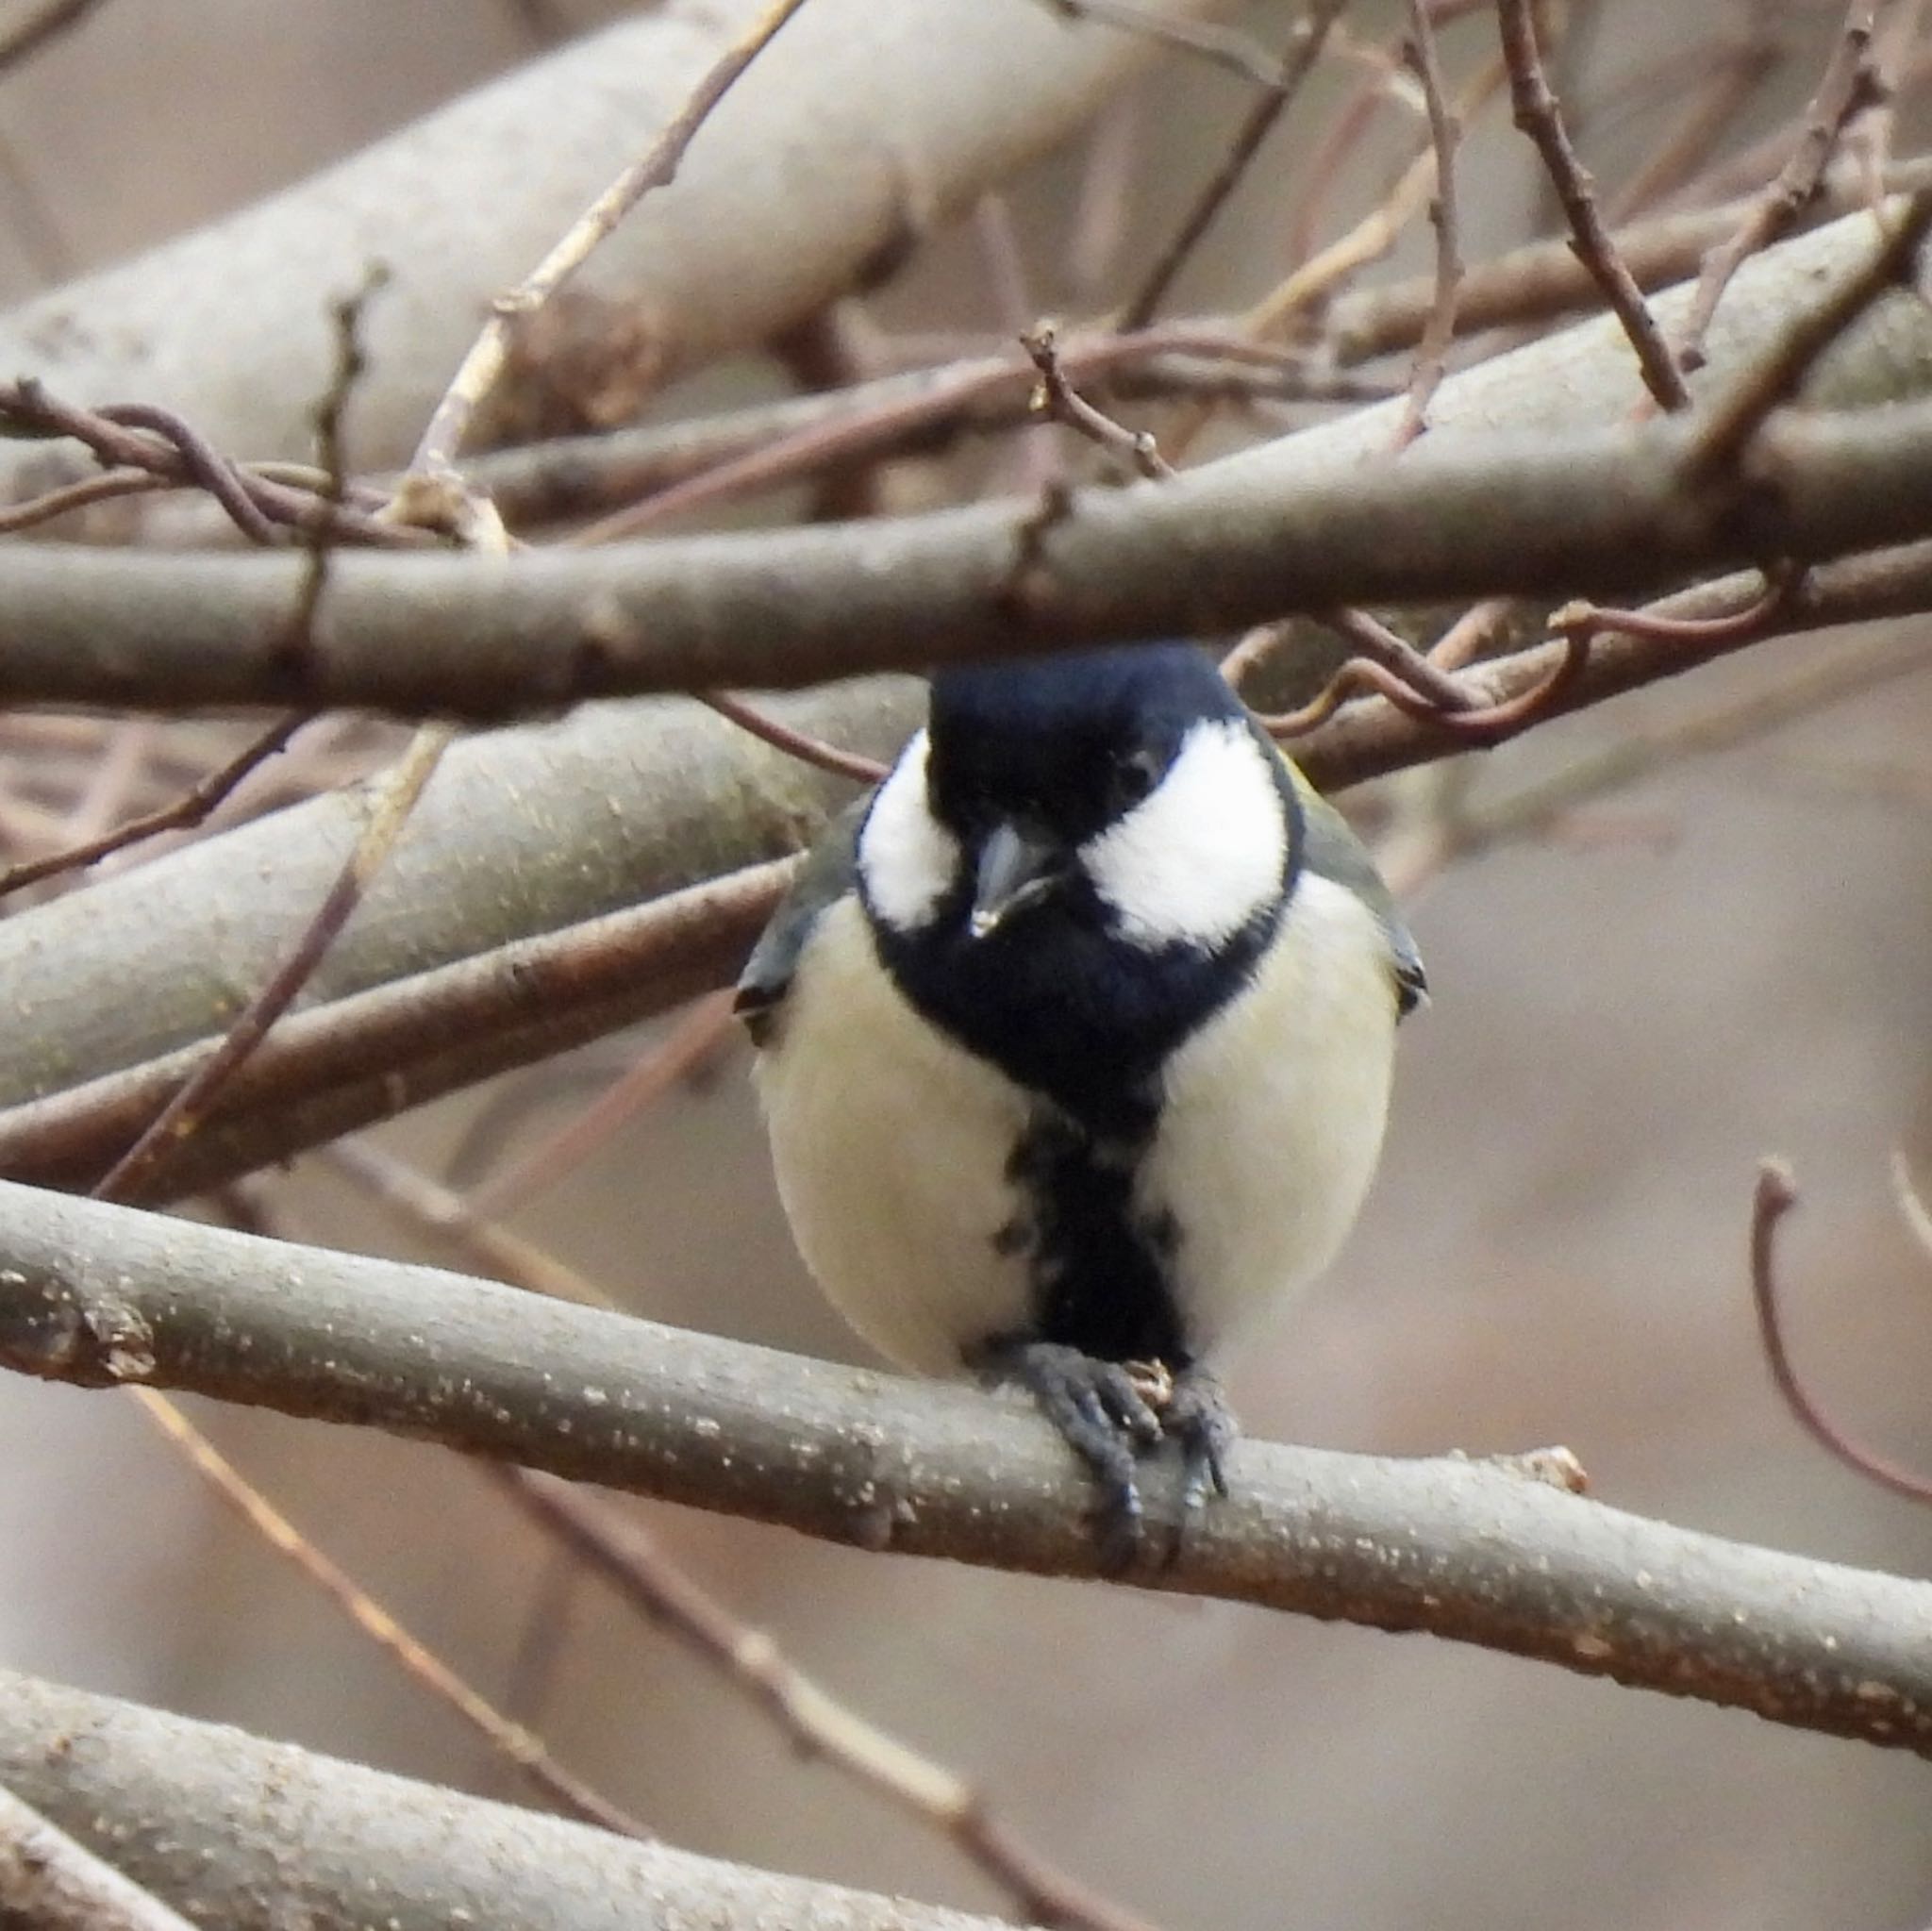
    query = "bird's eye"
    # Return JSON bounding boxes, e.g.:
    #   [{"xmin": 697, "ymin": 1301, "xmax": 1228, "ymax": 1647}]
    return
[{"xmin": 1113, "ymin": 747, "xmax": 1165, "ymax": 807}]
